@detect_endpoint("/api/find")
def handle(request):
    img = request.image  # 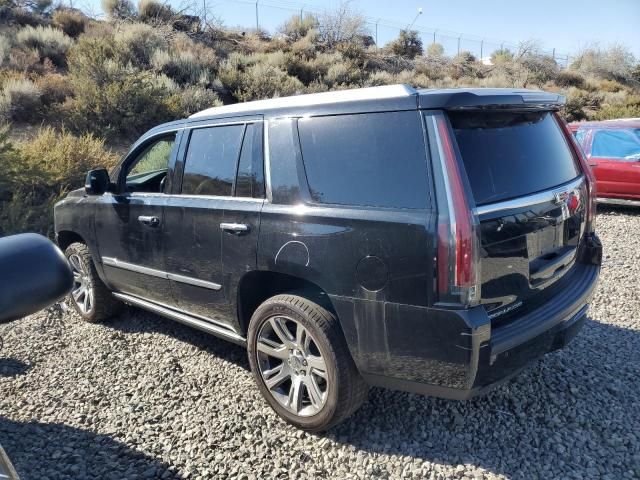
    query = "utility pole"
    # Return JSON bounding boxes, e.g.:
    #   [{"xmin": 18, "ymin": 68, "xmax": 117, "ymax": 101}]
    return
[
  {"xmin": 375, "ymin": 19, "xmax": 380, "ymax": 49},
  {"xmin": 457, "ymin": 36, "xmax": 461, "ymax": 55},
  {"xmin": 255, "ymin": 0, "xmax": 259, "ymax": 32},
  {"xmin": 480, "ymin": 39, "xmax": 484, "ymax": 60},
  {"xmin": 300, "ymin": 5, "xmax": 304, "ymax": 21},
  {"xmin": 203, "ymin": 0, "xmax": 206, "ymax": 27},
  {"xmin": 433, "ymin": 29, "xmax": 437, "ymax": 44}
]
